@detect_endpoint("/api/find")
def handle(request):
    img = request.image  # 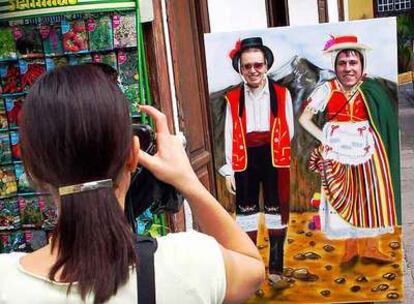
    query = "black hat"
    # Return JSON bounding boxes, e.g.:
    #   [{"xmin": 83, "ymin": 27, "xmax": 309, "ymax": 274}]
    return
[{"xmin": 230, "ymin": 37, "xmax": 274, "ymax": 72}]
